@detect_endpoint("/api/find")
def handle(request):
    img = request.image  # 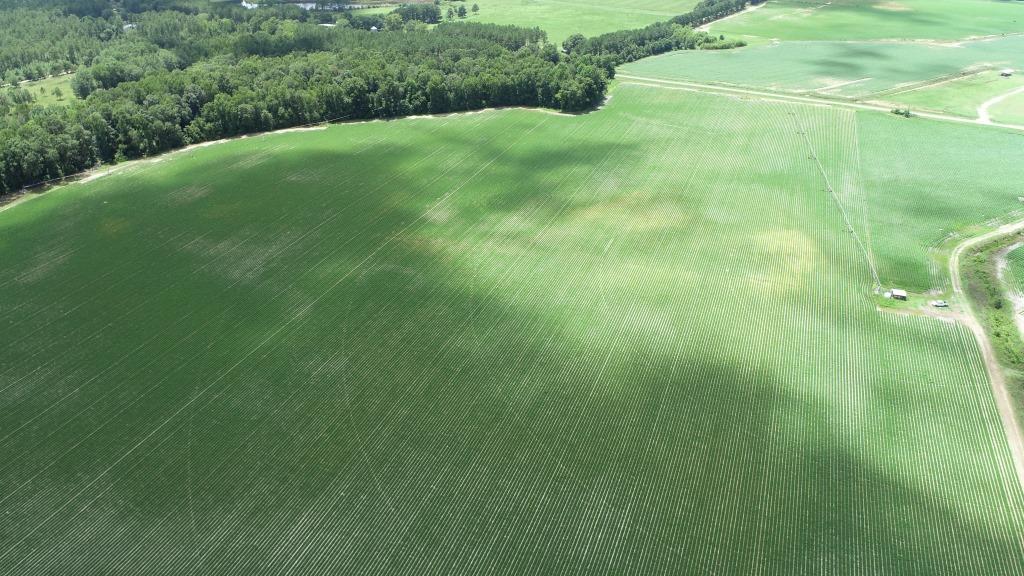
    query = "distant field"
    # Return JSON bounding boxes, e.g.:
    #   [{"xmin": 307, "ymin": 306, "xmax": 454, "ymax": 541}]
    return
[
  {"xmin": 346, "ymin": 5, "xmax": 394, "ymax": 16},
  {"xmin": 710, "ymin": 0, "xmax": 1024, "ymax": 42},
  {"xmin": 2, "ymin": 83, "xmax": 1023, "ymax": 574},
  {"xmin": 882, "ymin": 70, "xmax": 1024, "ymax": 119},
  {"xmin": 619, "ymin": 36, "xmax": 1024, "ymax": 100},
  {"xmin": 439, "ymin": 0, "xmax": 698, "ymax": 43}
]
